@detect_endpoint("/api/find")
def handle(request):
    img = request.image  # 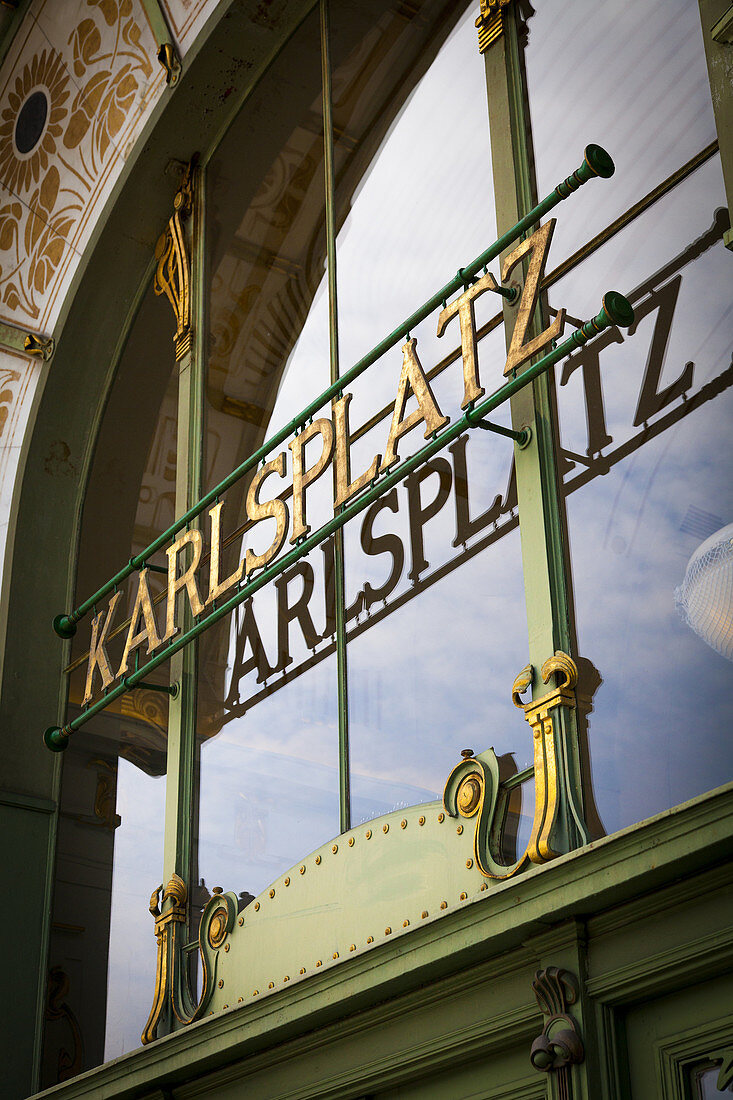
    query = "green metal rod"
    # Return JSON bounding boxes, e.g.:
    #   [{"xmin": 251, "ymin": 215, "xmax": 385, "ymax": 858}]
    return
[
  {"xmin": 52, "ymin": 144, "xmax": 615, "ymax": 639},
  {"xmin": 475, "ymin": 419, "xmax": 528, "ymax": 443},
  {"xmin": 321, "ymin": 0, "xmax": 351, "ymax": 834},
  {"xmin": 44, "ymin": 291, "xmax": 634, "ymax": 751}
]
